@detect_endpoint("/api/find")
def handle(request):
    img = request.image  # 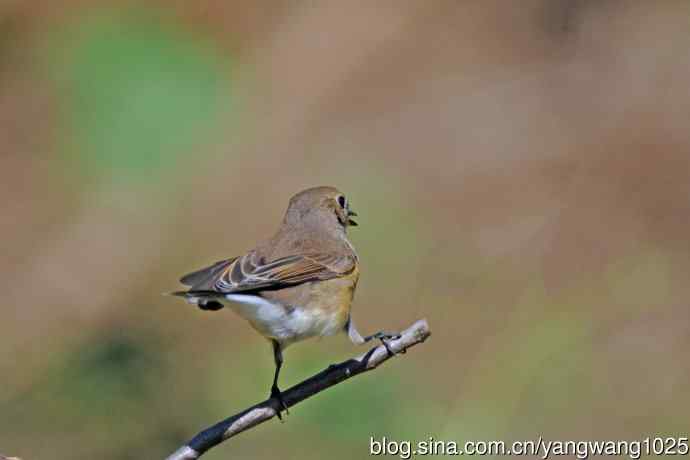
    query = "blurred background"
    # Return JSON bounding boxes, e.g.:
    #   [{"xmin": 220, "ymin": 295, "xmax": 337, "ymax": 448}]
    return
[{"xmin": 1, "ymin": 1, "xmax": 689, "ymax": 458}]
